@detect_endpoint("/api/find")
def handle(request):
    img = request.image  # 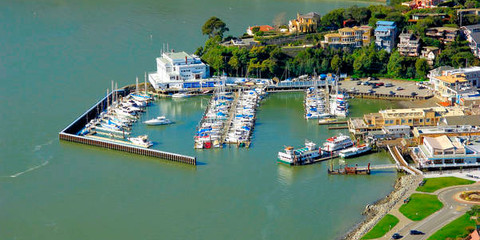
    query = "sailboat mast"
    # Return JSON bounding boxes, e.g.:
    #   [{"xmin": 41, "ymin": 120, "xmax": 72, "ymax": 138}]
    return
[
  {"xmin": 144, "ymin": 72, "xmax": 147, "ymax": 95},
  {"xmin": 115, "ymin": 82, "xmax": 118, "ymax": 103},
  {"xmin": 136, "ymin": 77, "xmax": 139, "ymax": 94},
  {"xmin": 106, "ymin": 88, "xmax": 110, "ymax": 111}
]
